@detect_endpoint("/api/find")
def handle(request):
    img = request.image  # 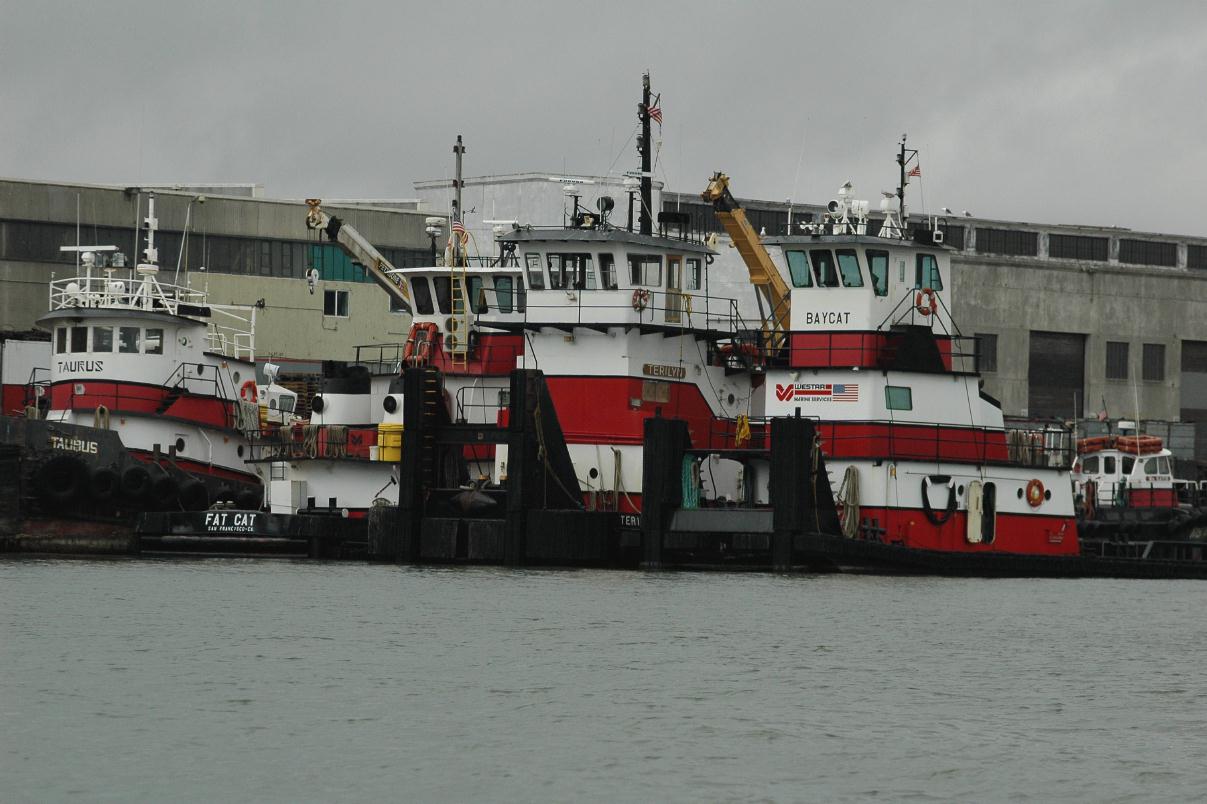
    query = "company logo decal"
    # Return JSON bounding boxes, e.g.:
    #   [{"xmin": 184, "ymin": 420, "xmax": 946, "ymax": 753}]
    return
[{"xmin": 774, "ymin": 382, "xmax": 859, "ymax": 402}]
